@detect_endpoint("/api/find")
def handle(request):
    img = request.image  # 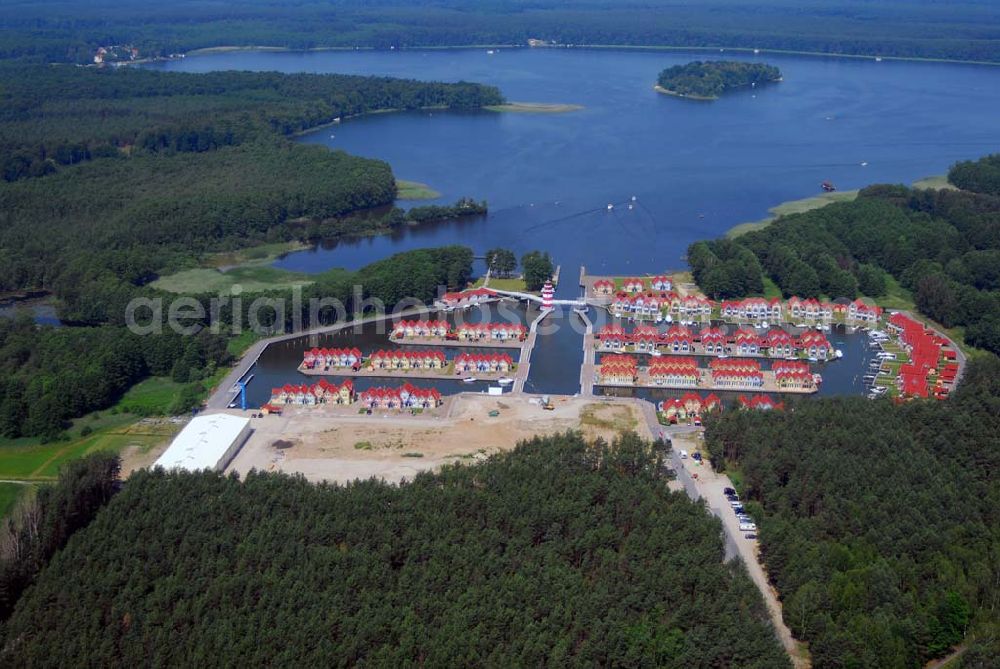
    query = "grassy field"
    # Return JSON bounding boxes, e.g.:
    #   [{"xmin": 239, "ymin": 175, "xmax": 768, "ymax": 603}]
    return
[
  {"xmin": 579, "ymin": 403, "xmax": 639, "ymax": 433},
  {"xmin": 911, "ymin": 175, "xmax": 957, "ymax": 191},
  {"xmin": 396, "ymin": 179, "xmax": 442, "ymax": 200},
  {"xmin": 475, "ymin": 276, "xmax": 529, "ymax": 291},
  {"xmin": 728, "ymin": 174, "xmax": 954, "ymax": 239},
  {"xmin": 151, "ymin": 265, "xmax": 314, "ymax": 294},
  {"xmin": 484, "ymin": 102, "xmax": 584, "ymax": 113},
  {"xmin": 761, "ymin": 276, "xmax": 783, "ymax": 299},
  {"xmin": 204, "ymin": 241, "xmax": 310, "ymax": 269},
  {"xmin": 0, "ymin": 411, "xmax": 178, "ymax": 482},
  {"xmin": 727, "ymin": 190, "xmax": 859, "ymax": 238},
  {"xmin": 115, "ymin": 377, "xmax": 190, "ymax": 415}
]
